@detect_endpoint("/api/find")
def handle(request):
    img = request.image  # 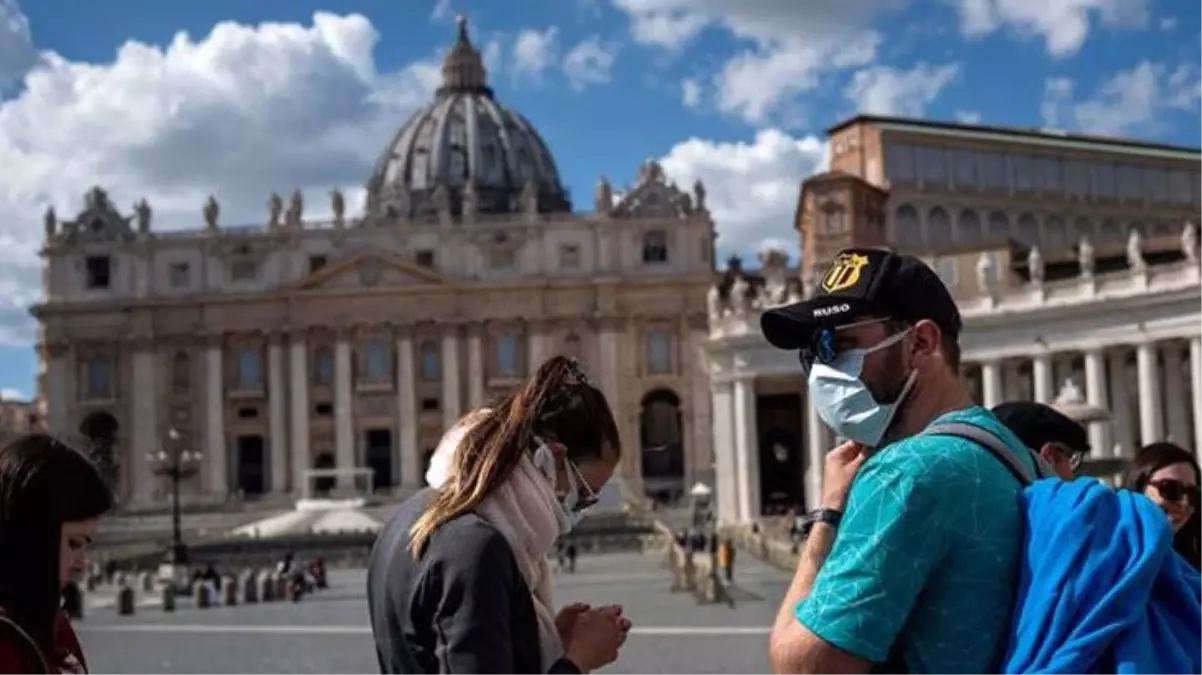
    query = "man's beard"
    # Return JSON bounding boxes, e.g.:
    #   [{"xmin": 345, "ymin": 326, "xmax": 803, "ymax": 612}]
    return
[{"xmin": 868, "ymin": 343, "xmax": 912, "ymax": 404}]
